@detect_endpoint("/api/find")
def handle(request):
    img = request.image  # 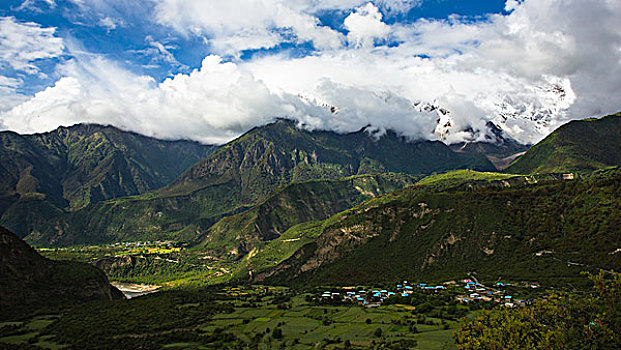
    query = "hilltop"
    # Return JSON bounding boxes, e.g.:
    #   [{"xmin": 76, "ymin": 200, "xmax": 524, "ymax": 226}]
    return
[{"xmin": 507, "ymin": 113, "xmax": 621, "ymax": 174}]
